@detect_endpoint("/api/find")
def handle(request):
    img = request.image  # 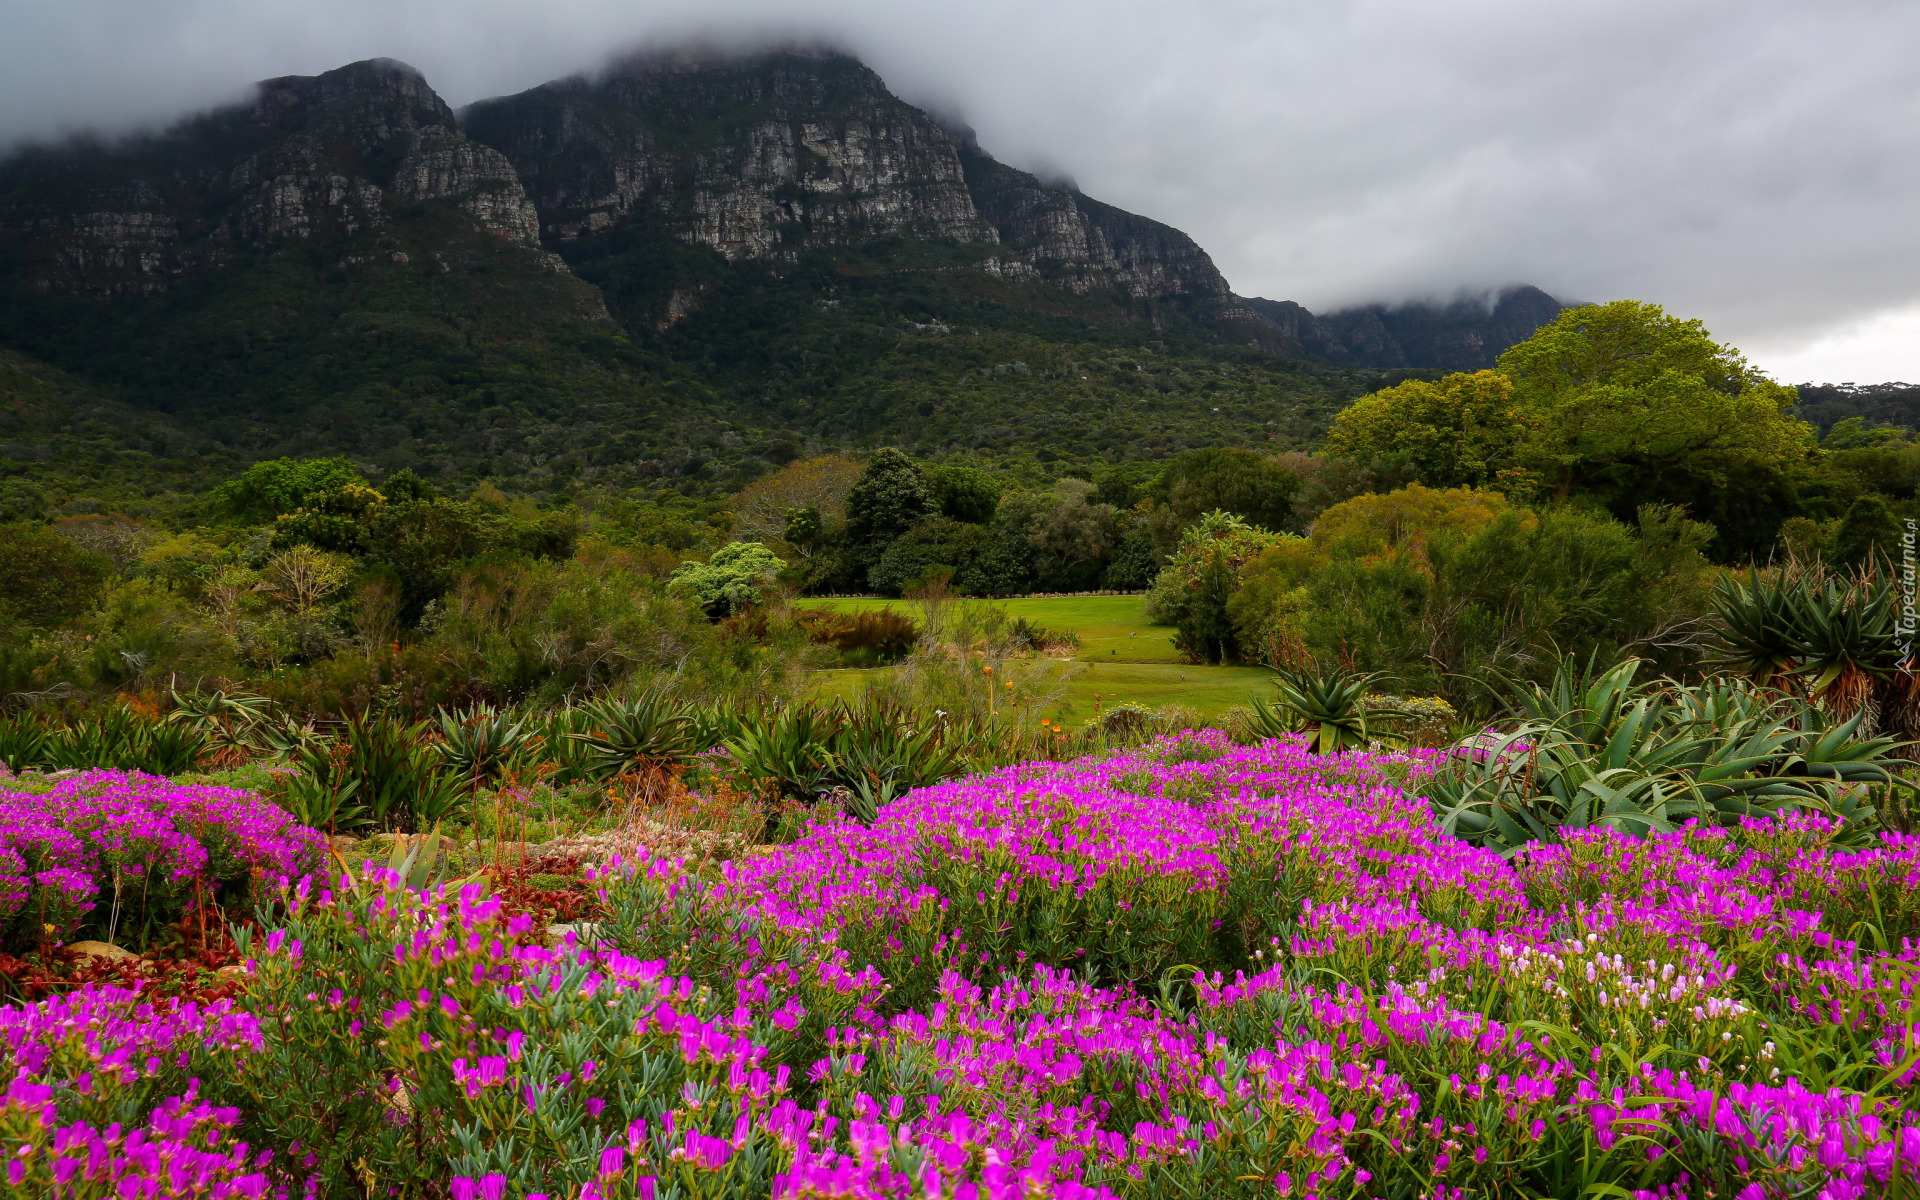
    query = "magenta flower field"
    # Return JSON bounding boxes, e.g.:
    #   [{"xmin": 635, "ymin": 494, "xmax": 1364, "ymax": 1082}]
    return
[{"xmin": 5, "ymin": 733, "xmax": 1920, "ymax": 1199}]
